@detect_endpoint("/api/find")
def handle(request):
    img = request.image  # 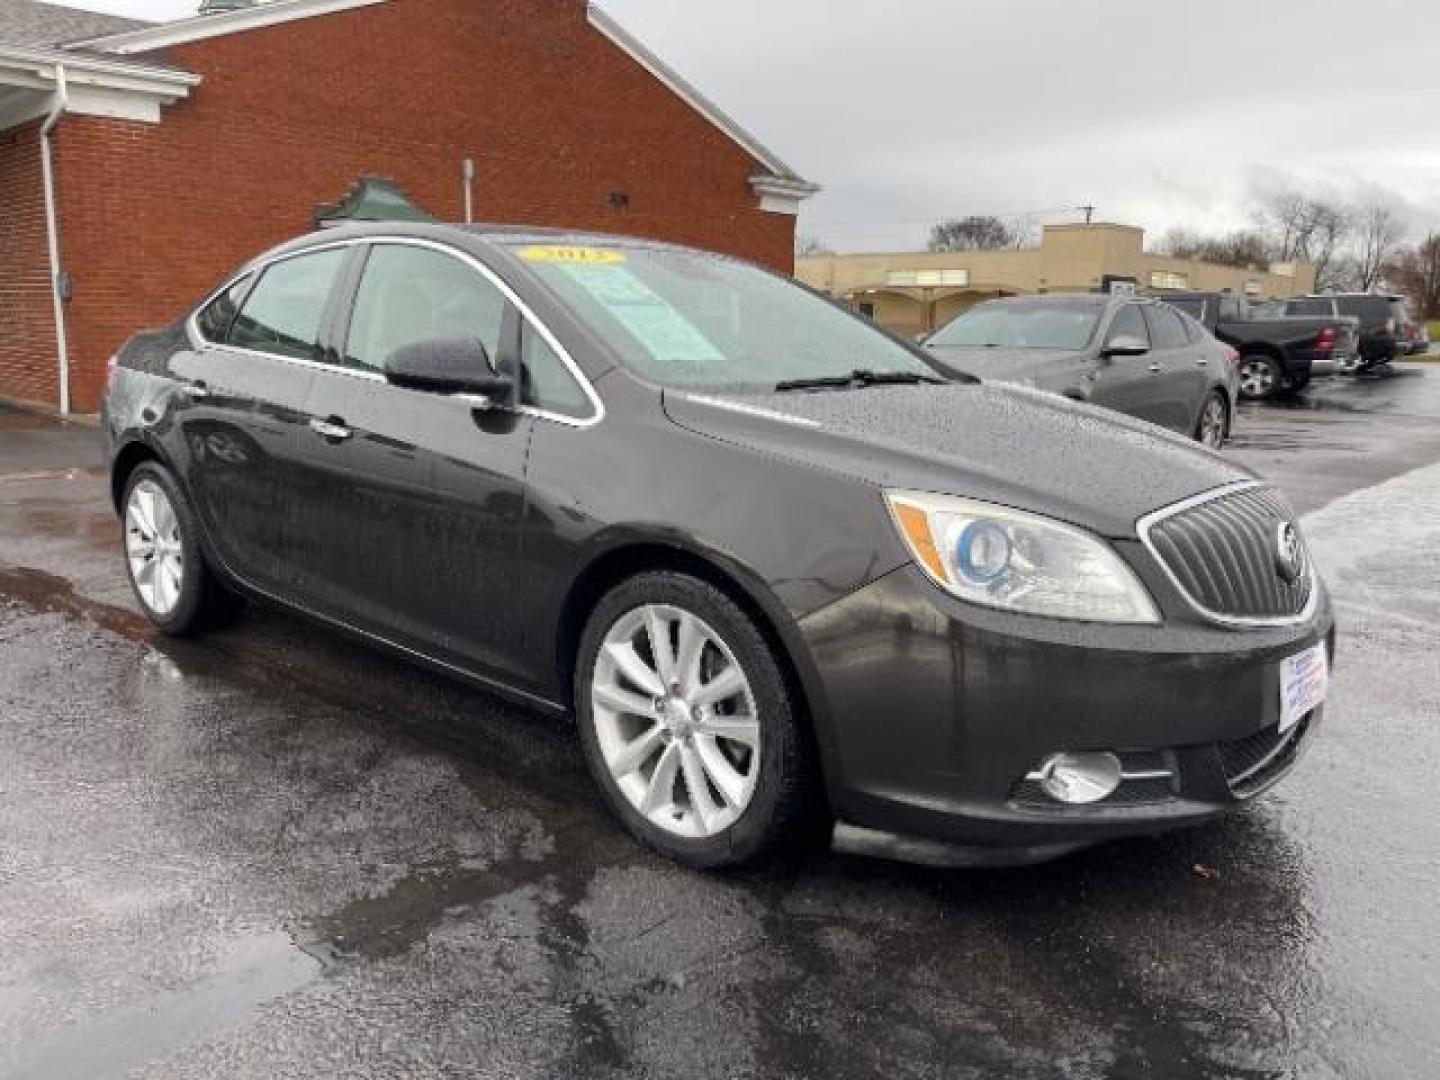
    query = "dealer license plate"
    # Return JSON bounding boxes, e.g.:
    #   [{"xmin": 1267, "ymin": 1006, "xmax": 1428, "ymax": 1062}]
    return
[{"xmin": 1279, "ymin": 643, "xmax": 1328, "ymax": 733}]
